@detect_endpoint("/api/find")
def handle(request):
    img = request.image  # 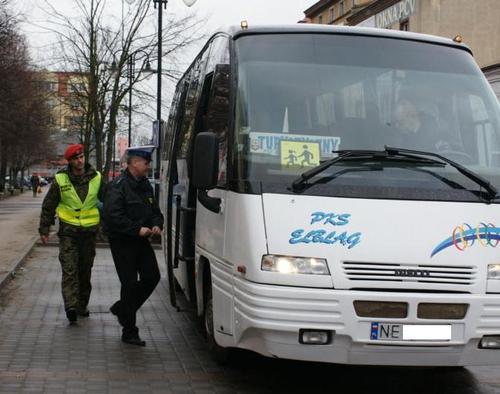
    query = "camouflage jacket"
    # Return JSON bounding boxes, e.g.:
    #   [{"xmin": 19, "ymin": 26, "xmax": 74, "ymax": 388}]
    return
[{"xmin": 39, "ymin": 164, "xmax": 105, "ymax": 236}]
